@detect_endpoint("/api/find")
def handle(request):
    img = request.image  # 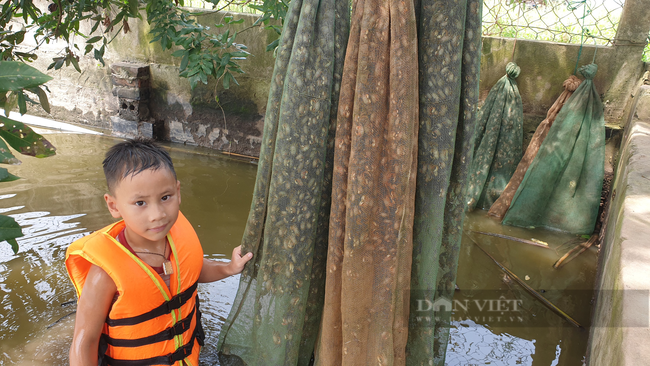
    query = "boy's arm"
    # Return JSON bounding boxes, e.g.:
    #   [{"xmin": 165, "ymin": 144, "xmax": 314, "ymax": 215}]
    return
[
  {"xmin": 70, "ymin": 264, "xmax": 116, "ymax": 366},
  {"xmin": 198, "ymin": 245, "xmax": 253, "ymax": 283}
]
